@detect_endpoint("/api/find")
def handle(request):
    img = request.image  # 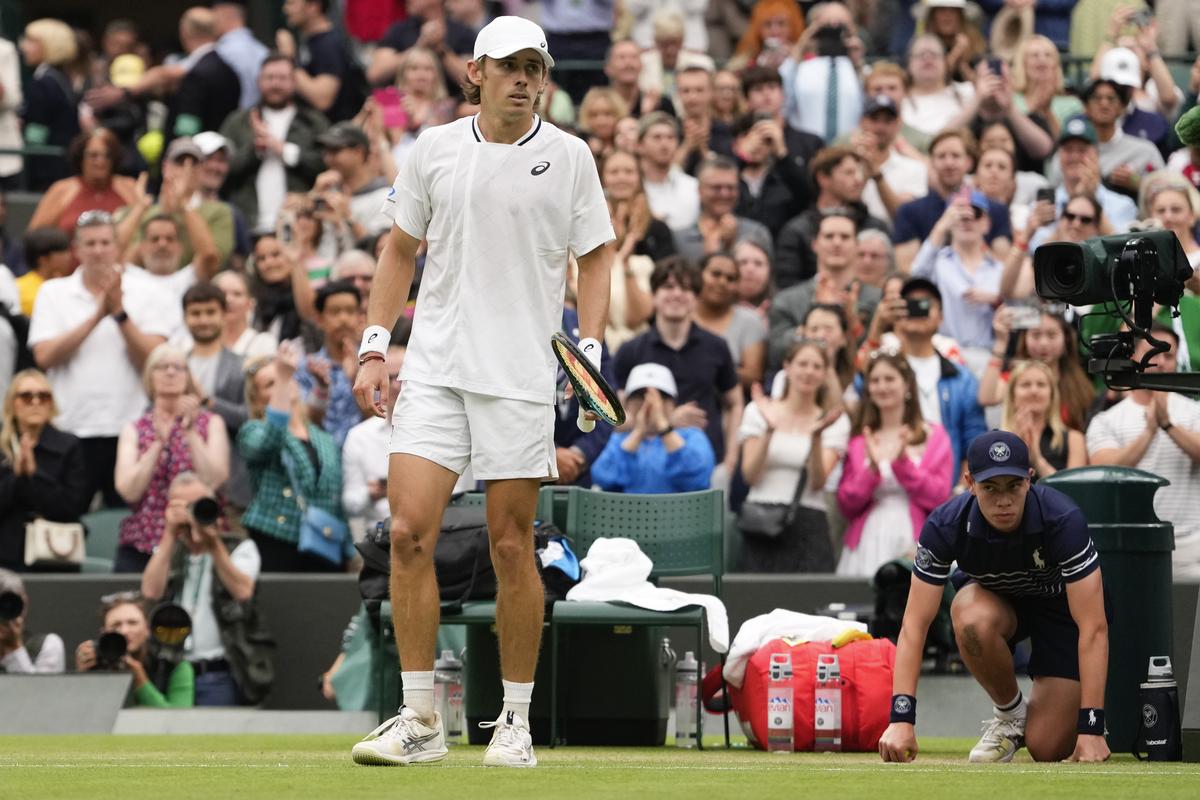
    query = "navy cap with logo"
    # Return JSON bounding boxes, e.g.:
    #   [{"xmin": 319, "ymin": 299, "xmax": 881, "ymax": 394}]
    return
[{"xmin": 967, "ymin": 431, "xmax": 1031, "ymax": 482}]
